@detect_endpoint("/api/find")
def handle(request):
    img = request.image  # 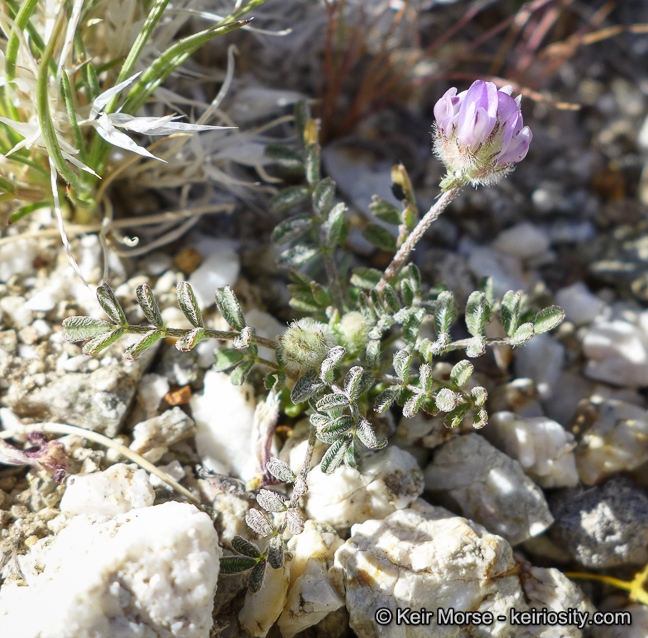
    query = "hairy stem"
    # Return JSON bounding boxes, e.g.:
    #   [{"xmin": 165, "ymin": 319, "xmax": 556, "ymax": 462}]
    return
[
  {"xmin": 322, "ymin": 248, "xmax": 345, "ymax": 312},
  {"xmin": 377, "ymin": 185, "xmax": 463, "ymax": 291},
  {"xmin": 124, "ymin": 324, "xmax": 278, "ymax": 350}
]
